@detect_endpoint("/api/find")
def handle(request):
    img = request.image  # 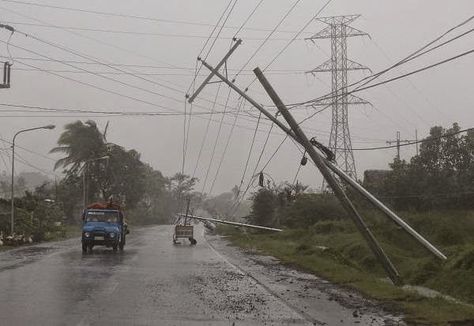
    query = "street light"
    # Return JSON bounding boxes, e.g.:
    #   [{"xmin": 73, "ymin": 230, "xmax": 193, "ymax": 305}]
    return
[
  {"xmin": 10, "ymin": 124, "xmax": 55, "ymax": 235},
  {"xmin": 82, "ymin": 155, "xmax": 109, "ymax": 209}
]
